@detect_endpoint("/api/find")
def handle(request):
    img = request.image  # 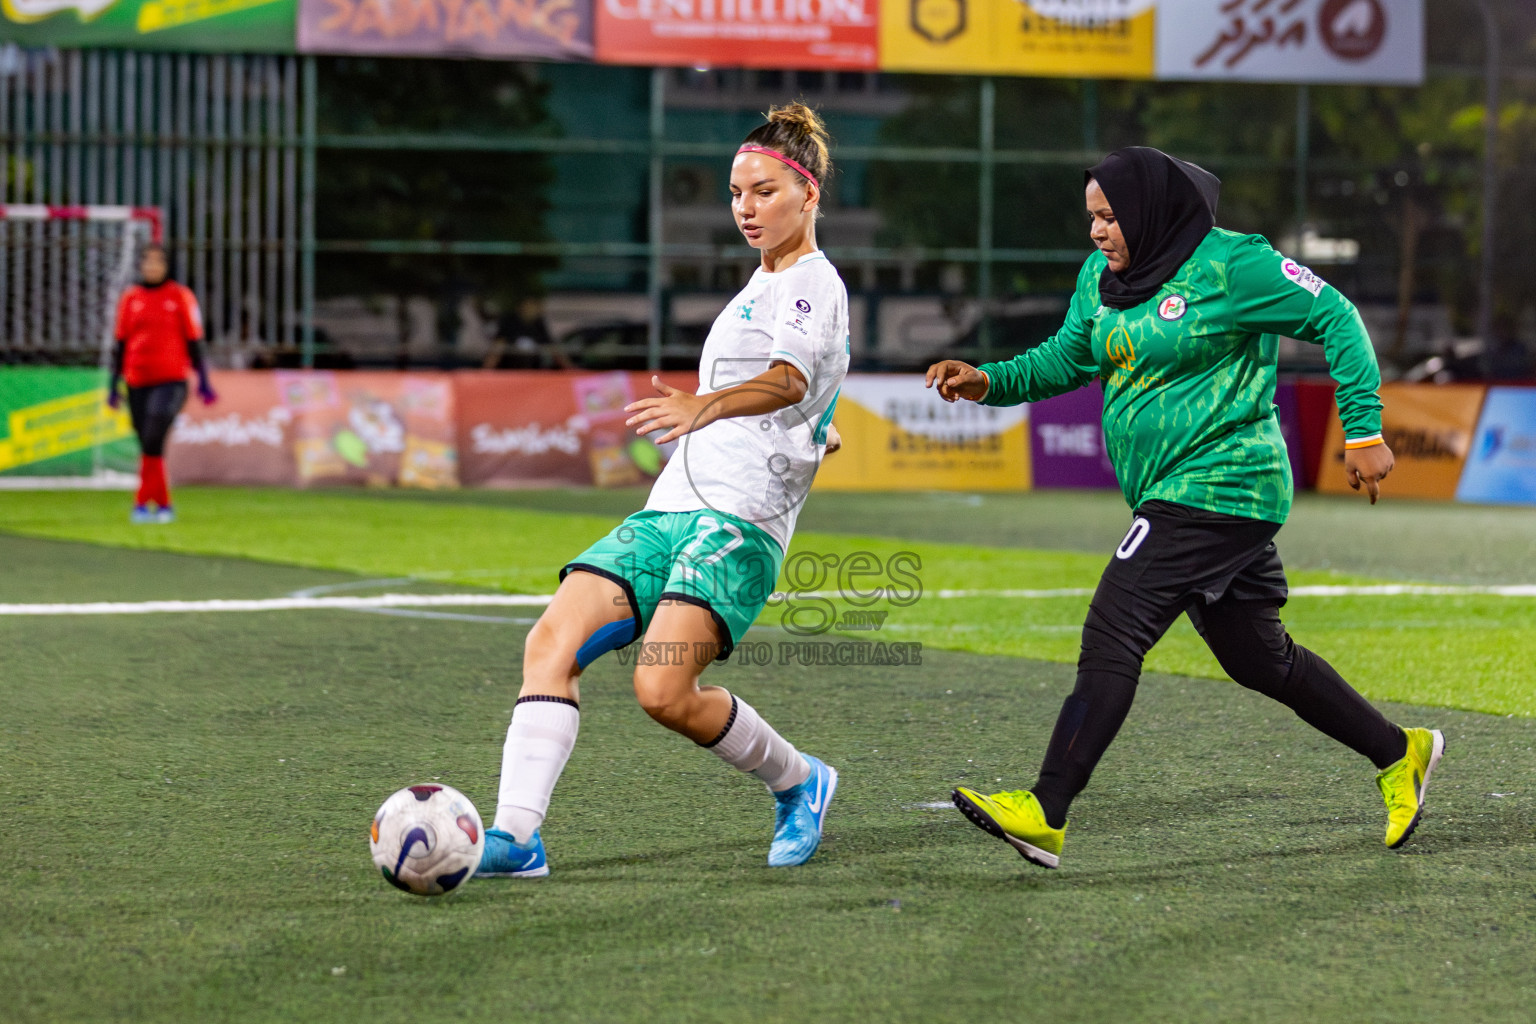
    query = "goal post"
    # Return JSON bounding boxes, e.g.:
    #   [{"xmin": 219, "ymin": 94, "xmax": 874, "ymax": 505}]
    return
[{"xmin": 0, "ymin": 205, "xmax": 162, "ymax": 485}]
